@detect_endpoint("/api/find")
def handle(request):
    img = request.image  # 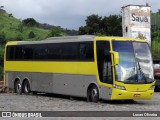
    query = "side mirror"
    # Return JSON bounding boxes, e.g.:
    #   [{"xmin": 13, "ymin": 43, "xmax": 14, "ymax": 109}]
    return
[{"xmin": 110, "ymin": 51, "xmax": 119, "ymax": 65}]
